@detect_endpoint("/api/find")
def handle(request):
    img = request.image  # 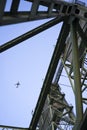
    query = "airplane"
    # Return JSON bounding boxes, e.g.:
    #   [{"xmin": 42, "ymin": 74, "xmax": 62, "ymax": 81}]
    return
[{"xmin": 15, "ymin": 81, "xmax": 20, "ymax": 88}]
